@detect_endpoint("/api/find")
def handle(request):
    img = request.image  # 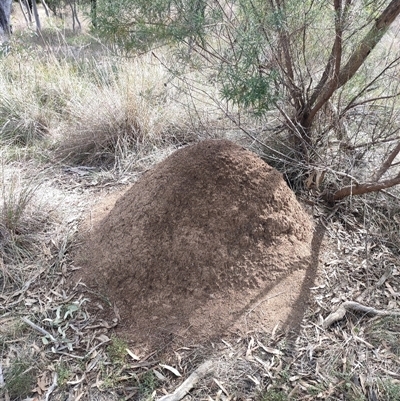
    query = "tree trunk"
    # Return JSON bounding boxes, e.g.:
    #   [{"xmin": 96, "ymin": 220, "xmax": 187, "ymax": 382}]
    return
[
  {"xmin": 25, "ymin": 0, "xmax": 32, "ymax": 23},
  {"xmin": 40, "ymin": 0, "xmax": 50, "ymax": 17},
  {"xmin": 69, "ymin": 0, "xmax": 81, "ymax": 32},
  {"xmin": 91, "ymin": 0, "xmax": 97, "ymax": 28},
  {"xmin": 295, "ymin": 0, "xmax": 400, "ymax": 149},
  {"xmin": 31, "ymin": 0, "xmax": 41, "ymax": 32},
  {"xmin": 0, "ymin": 0, "xmax": 13, "ymax": 36},
  {"xmin": 337, "ymin": 0, "xmax": 400, "ymax": 88},
  {"xmin": 19, "ymin": 0, "xmax": 31, "ymax": 25}
]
